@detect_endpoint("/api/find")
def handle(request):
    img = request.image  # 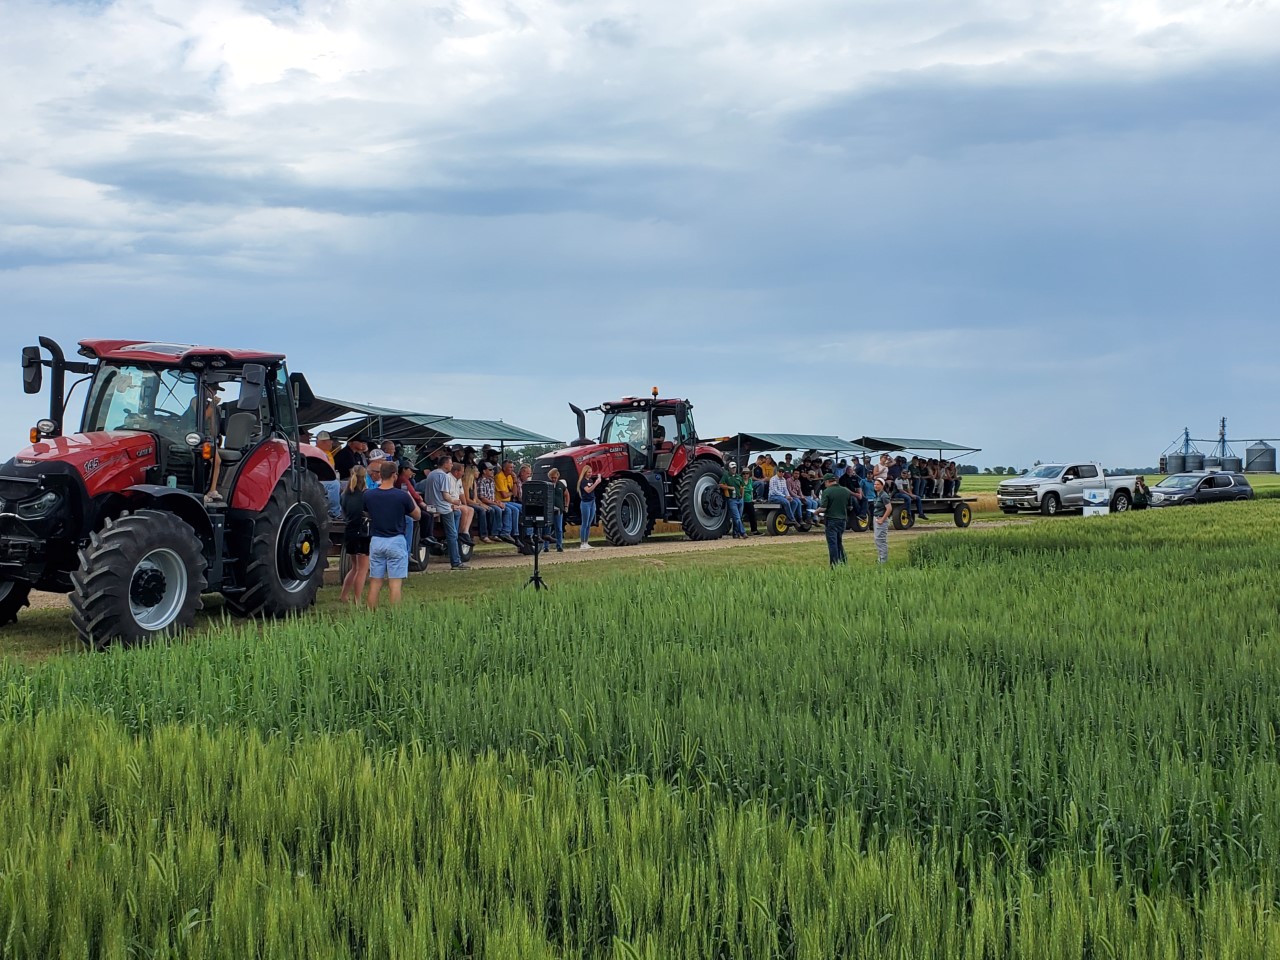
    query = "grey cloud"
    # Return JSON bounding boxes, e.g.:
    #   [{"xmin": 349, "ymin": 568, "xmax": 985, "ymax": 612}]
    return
[
  {"xmin": 787, "ymin": 58, "xmax": 1280, "ymax": 161},
  {"xmin": 586, "ymin": 18, "xmax": 638, "ymax": 48}
]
